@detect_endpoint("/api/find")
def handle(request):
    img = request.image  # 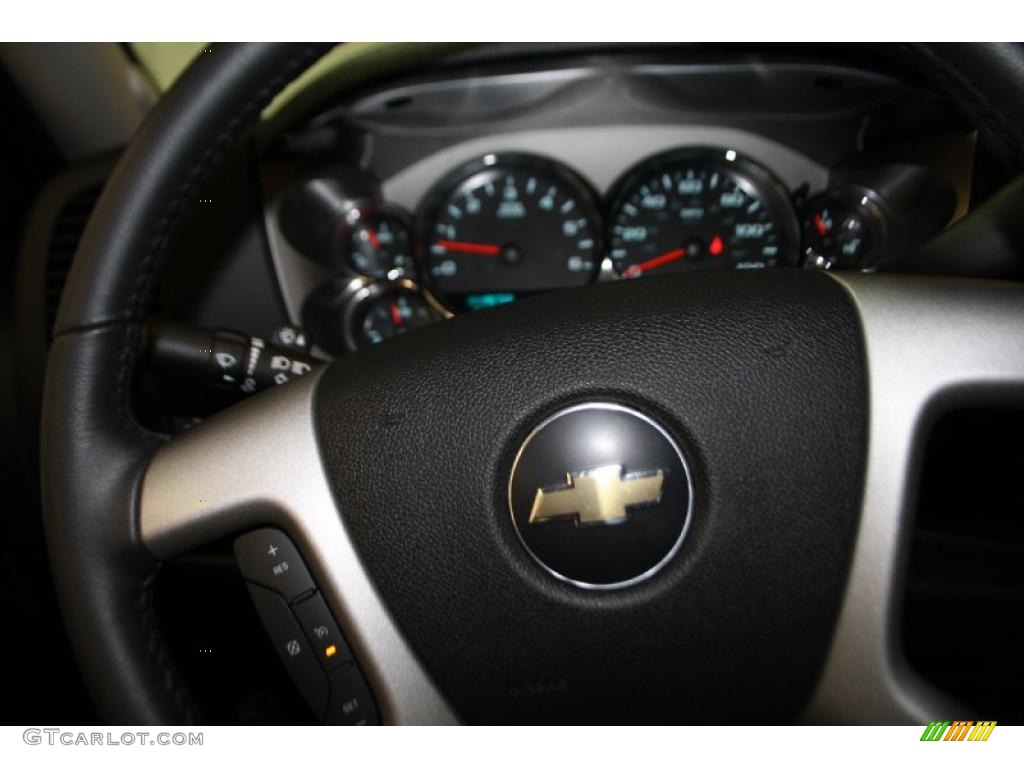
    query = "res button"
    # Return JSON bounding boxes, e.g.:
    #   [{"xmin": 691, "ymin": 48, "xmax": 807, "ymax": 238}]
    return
[{"xmin": 234, "ymin": 528, "xmax": 315, "ymax": 602}]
